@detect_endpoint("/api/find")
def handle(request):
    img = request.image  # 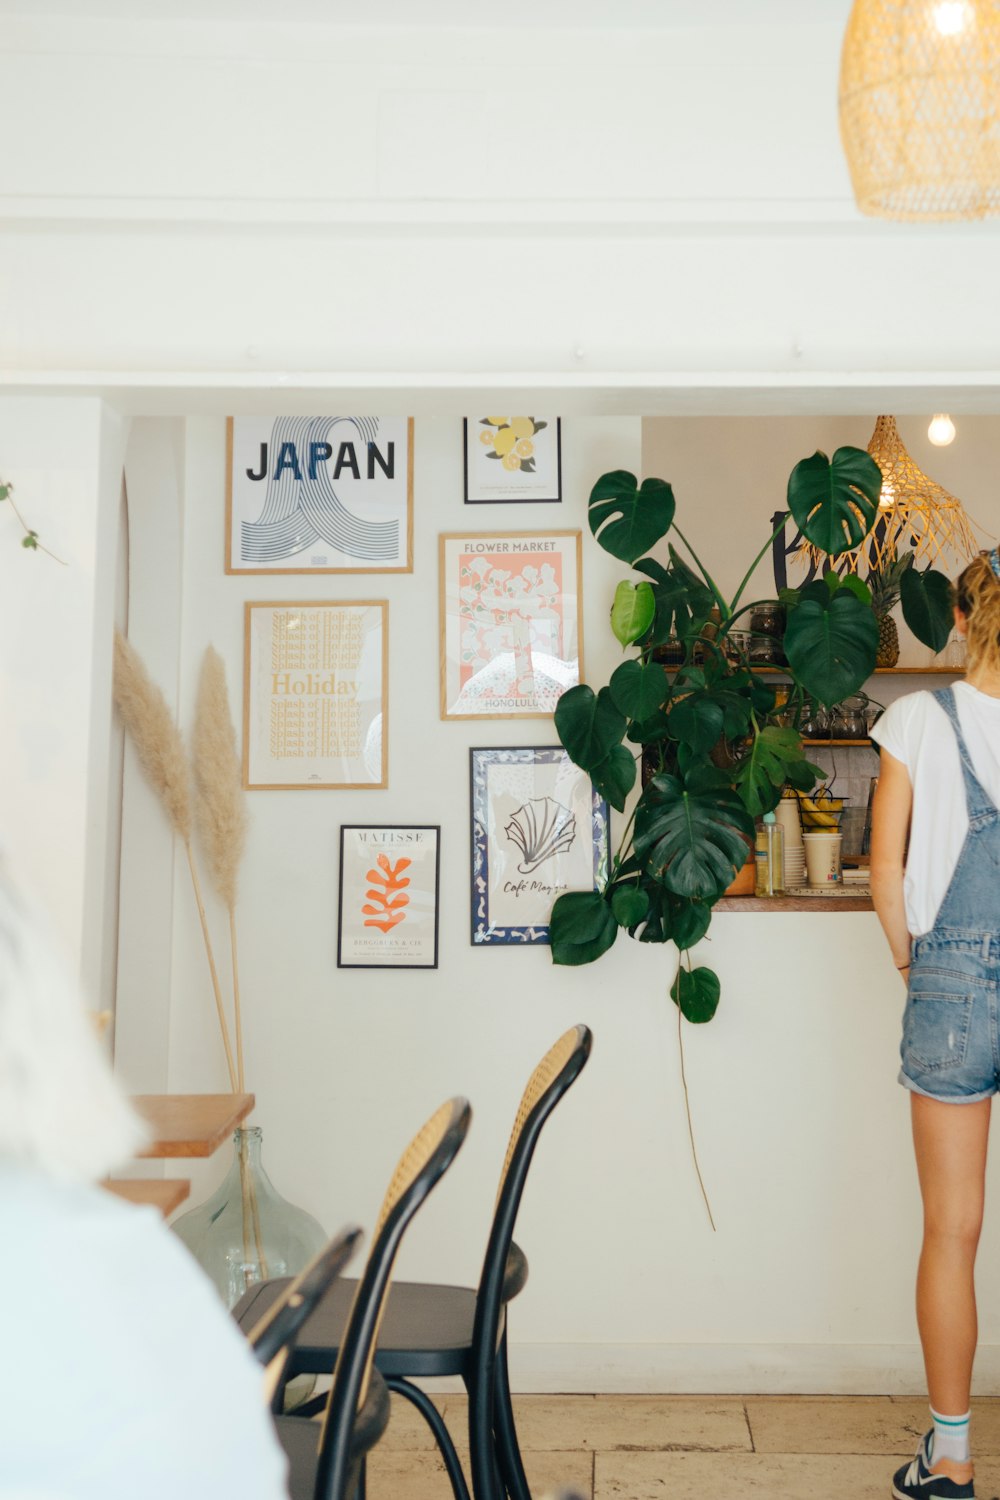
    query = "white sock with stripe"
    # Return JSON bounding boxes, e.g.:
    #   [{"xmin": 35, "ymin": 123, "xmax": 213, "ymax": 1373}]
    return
[{"xmin": 929, "ymin": 1407, "xmax": 971, "ymax": 1465}]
